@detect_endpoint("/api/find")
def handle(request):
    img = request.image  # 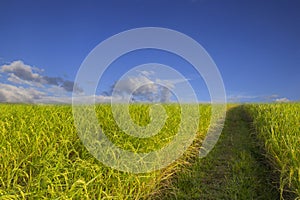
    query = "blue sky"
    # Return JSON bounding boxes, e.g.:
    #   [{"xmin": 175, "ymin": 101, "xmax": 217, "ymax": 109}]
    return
[{"xmin": 0, "ymin": 0, "xmax": 299, "ymax": 103}]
